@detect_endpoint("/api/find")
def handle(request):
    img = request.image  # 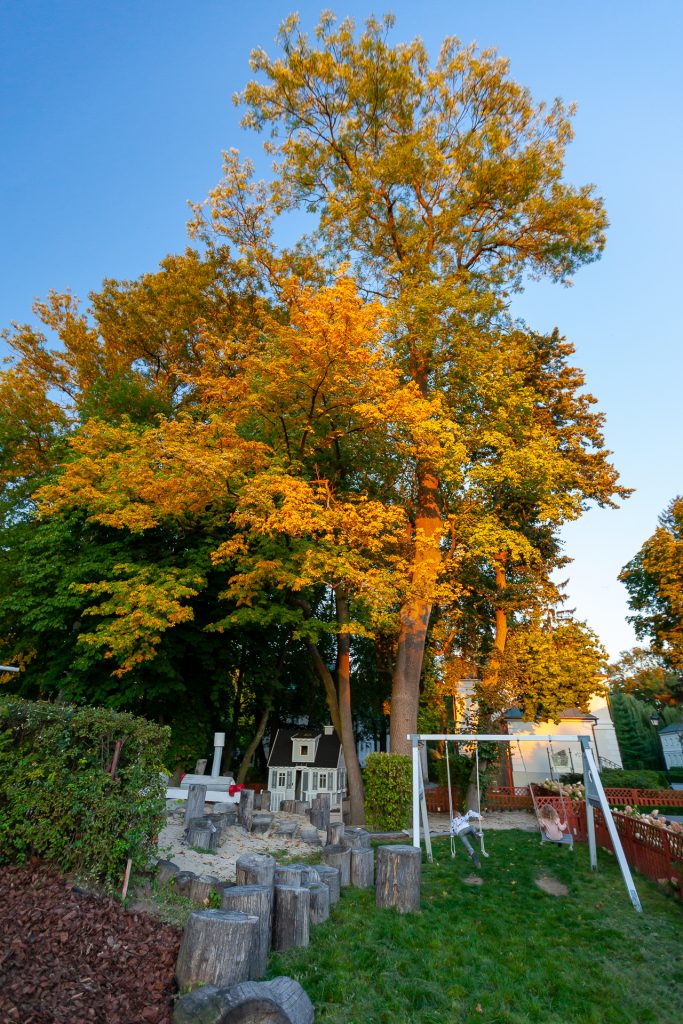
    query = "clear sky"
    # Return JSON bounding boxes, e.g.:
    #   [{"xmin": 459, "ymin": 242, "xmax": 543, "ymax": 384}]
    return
[{"xmin": 2, "ymin": 1, "xmax": 681, "ymax": 659}]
